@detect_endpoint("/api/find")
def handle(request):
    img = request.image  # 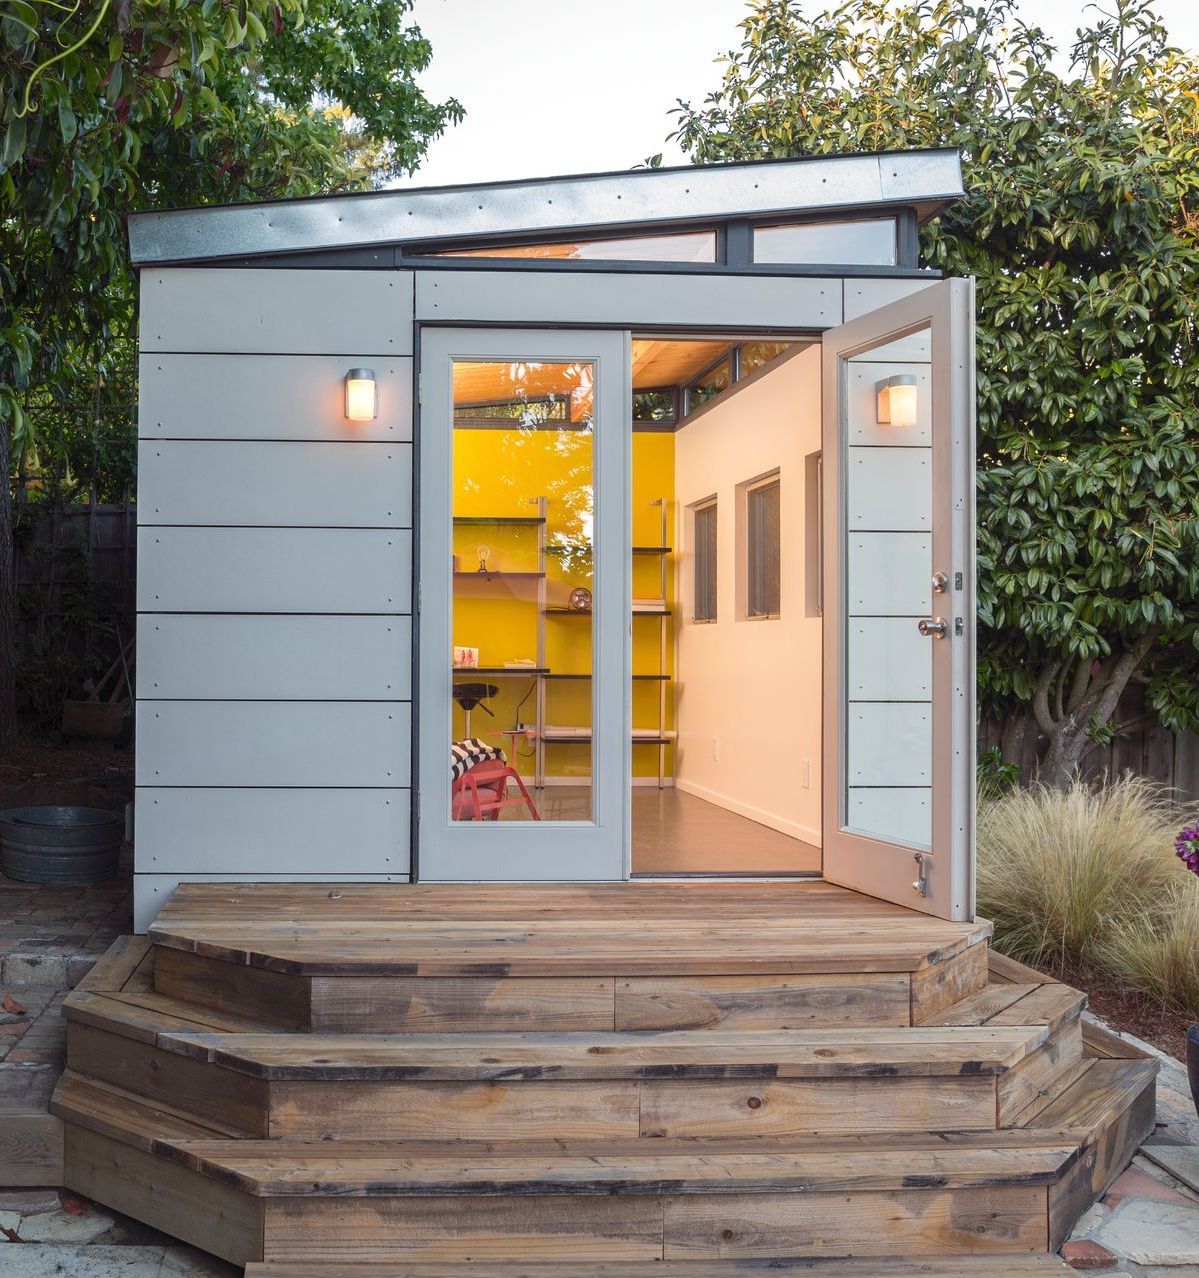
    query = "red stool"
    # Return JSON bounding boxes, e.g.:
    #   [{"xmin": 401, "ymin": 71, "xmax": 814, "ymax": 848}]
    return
[{"xmin": 452, "ymin": 760, "xmax": 541, "ymax": 821}]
